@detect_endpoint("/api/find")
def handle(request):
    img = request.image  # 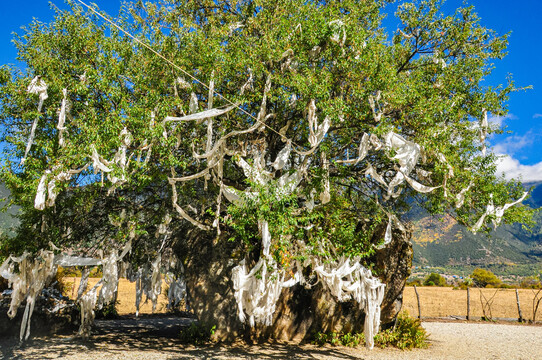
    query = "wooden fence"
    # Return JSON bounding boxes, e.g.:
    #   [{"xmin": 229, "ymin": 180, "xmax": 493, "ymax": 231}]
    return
[{"xmin": 403, "ymin": 286, "xmax": 542, "ymax": 322}]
